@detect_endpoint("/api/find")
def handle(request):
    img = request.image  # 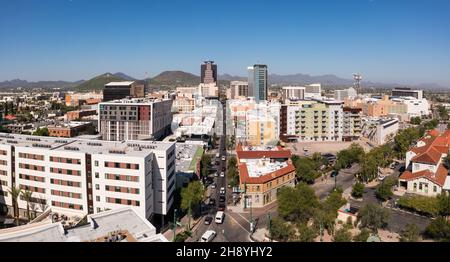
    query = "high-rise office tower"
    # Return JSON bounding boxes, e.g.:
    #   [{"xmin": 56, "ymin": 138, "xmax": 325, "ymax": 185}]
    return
[
  {"xmin": 248, "ymin": 64, "xmax": 268, "ymax": 102},
  {"xmin": 201, "ymin": 61, "xmax": 217, "ymax": 84}
]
